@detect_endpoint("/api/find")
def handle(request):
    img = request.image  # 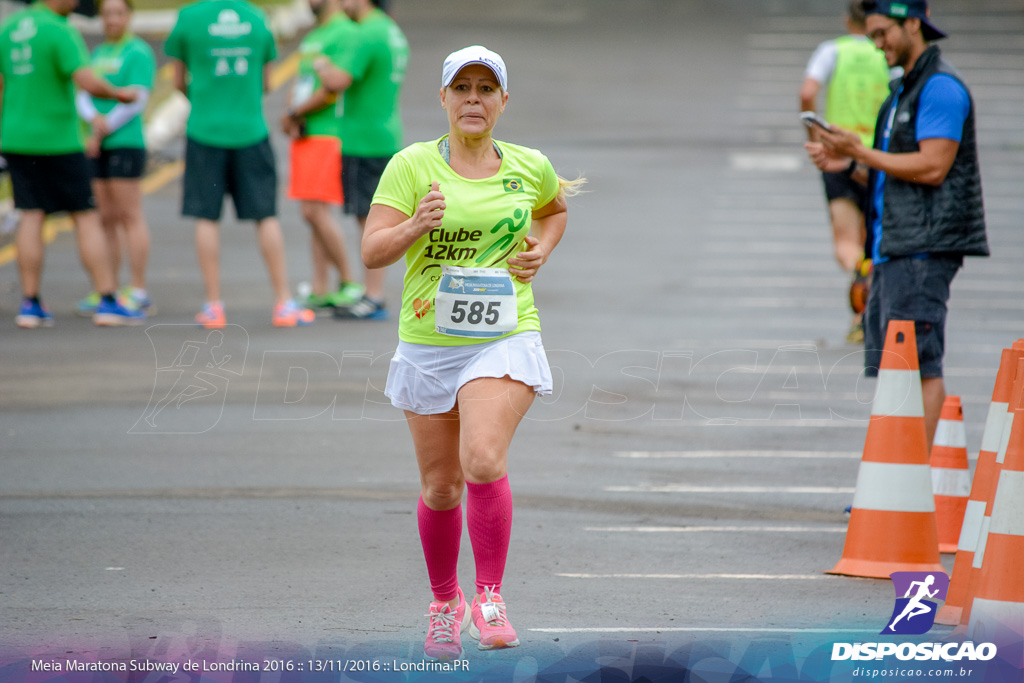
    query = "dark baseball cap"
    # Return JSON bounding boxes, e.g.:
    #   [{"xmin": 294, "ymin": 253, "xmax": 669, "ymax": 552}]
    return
[{"xmin": 863, "ymin": 0, "xmax": 947, "ymax": 40}]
